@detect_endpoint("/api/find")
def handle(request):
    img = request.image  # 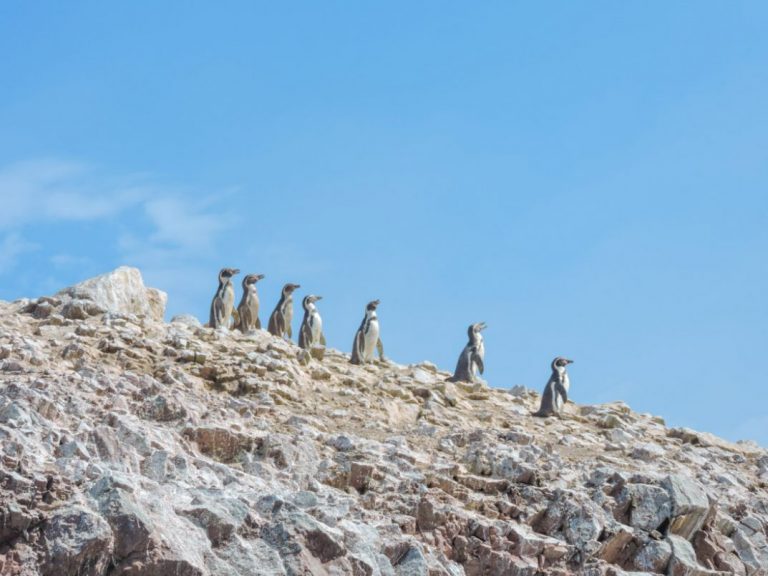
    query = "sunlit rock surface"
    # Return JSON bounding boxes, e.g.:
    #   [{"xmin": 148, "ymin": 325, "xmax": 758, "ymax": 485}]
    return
[{"xmin": 0, "ymin": 268, "xmax": 766, "ymax": 575}]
